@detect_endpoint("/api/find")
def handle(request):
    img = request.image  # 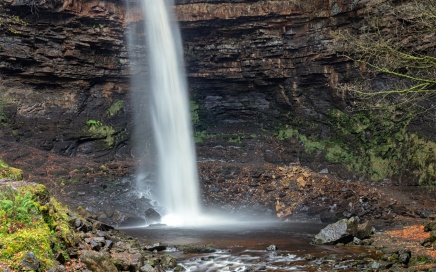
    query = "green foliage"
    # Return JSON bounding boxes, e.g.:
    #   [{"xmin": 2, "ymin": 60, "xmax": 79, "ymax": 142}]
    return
[
  {"xmin": 276, "ymin": 127, "xmax": 299, "ymax": 141},
  {"xmin": 324, "ymin": 143, "xmax": 353, "ymax": 164},
  {"xmin": 410, "ymin": 255, "xmax": 432, "ymax": 266},
  {"xmin": 228, "ymin": 136, "xmax": 241, "ymax": 143},
  {"xmin": 194, "ymin": 130, "xmax": 208, "ymax": 143},
  {"xmin": 0, "ymin": 159, "xmax": 23, "ymax": 180},
  {"xmin": 328, "ymin": 0, "xmax": 435, "ymax": 184},
  {"xmin": 85, "ymin": 119, "xmax": 116, "ymax": 147},
  {"xmin": 106, "ymin": 100, "xmax": 124, "ymax": 117},
  {"xmin": 0, "ymin": 185, "xmax": 74, "ymax": 271},
  {"xmin": 277, "ymin": 108, "xmax": 435, "ymax": 184},
  {"xmin": 275, "ymin": 126, "xmax": 324, "ymax": 154},
  {"xmin": 0, "ymin": 187, "xmax": 37, "ymax": 232},
  {"xmin": 328, "ymin": 108, "xmax": 435, "ymax": 183},
  {"xmin": 0, "ymin": 223, "xmax": 54, "ymax": 270},
  {"xmin": 86, "ymin": 119, "xmax": 102, "ymax": 127},
  {"xmin": 190, "ymin": 101, "xmax": 200, "ymax": 125}
]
